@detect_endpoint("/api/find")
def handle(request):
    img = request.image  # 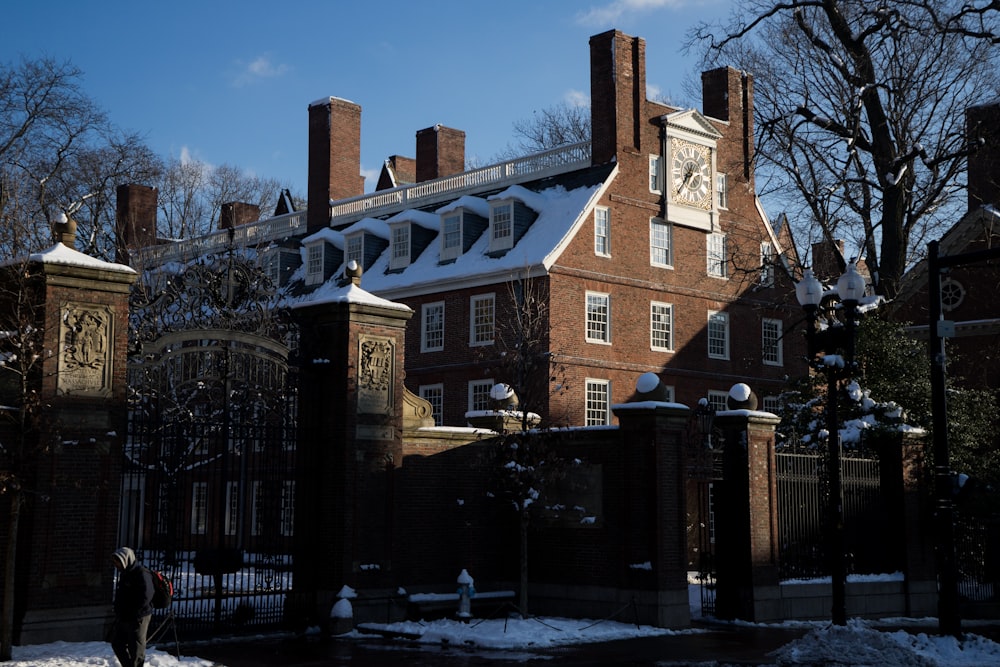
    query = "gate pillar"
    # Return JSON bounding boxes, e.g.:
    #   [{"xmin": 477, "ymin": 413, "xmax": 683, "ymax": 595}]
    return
[
  {"xmin": 713, "ymin": 385, "xmax": 781, "ymax": 622},
  {"xmin": 612, "ymin": 382, "xmax": 691, "ymax": 628},
  {"xmin": 290, "ymin": 263, "xmax": 412, "ymax": 625},
  {"xmin": 1, "ymin": 220, "xmax": 136, "ymax": 644}
]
